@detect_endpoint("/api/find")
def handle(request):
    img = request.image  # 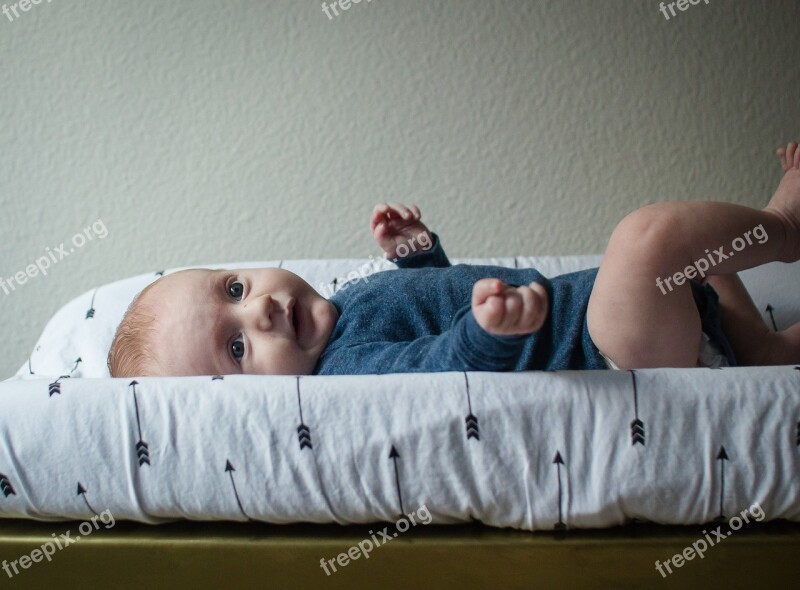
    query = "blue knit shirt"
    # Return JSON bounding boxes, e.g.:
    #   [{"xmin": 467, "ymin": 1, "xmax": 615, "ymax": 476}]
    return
[{"xmin": 312, "ymin": 234, "xmax": 609, "ymax": 374}]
